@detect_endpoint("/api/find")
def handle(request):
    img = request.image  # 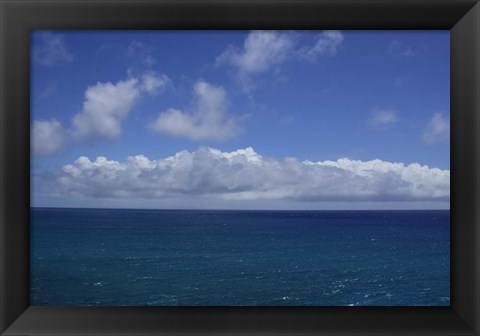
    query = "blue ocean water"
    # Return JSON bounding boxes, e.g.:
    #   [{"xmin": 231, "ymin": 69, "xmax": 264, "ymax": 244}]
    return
[{"xmin": 30, "ymin": 208, "xmax": 450, "ymax": 306}]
